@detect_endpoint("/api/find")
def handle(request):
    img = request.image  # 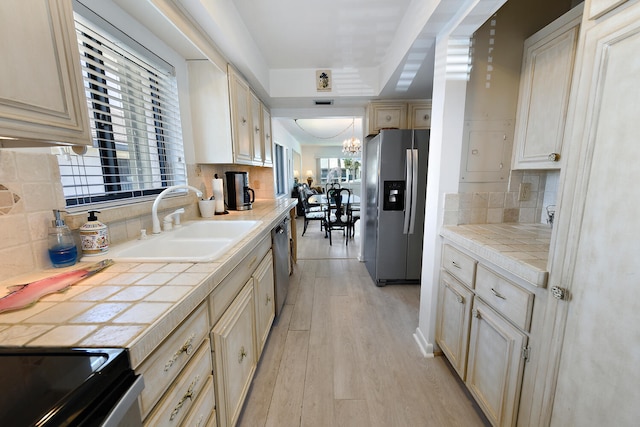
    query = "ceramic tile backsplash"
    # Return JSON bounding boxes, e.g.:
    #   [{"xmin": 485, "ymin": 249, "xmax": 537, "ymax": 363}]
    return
[
  {"xmin": 444, "ymin": 170, "xmax": 559, "ymax": 226},
  {"xmin": 0, "ymin": 150, "xmax": 66, "ymax": 279}
]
